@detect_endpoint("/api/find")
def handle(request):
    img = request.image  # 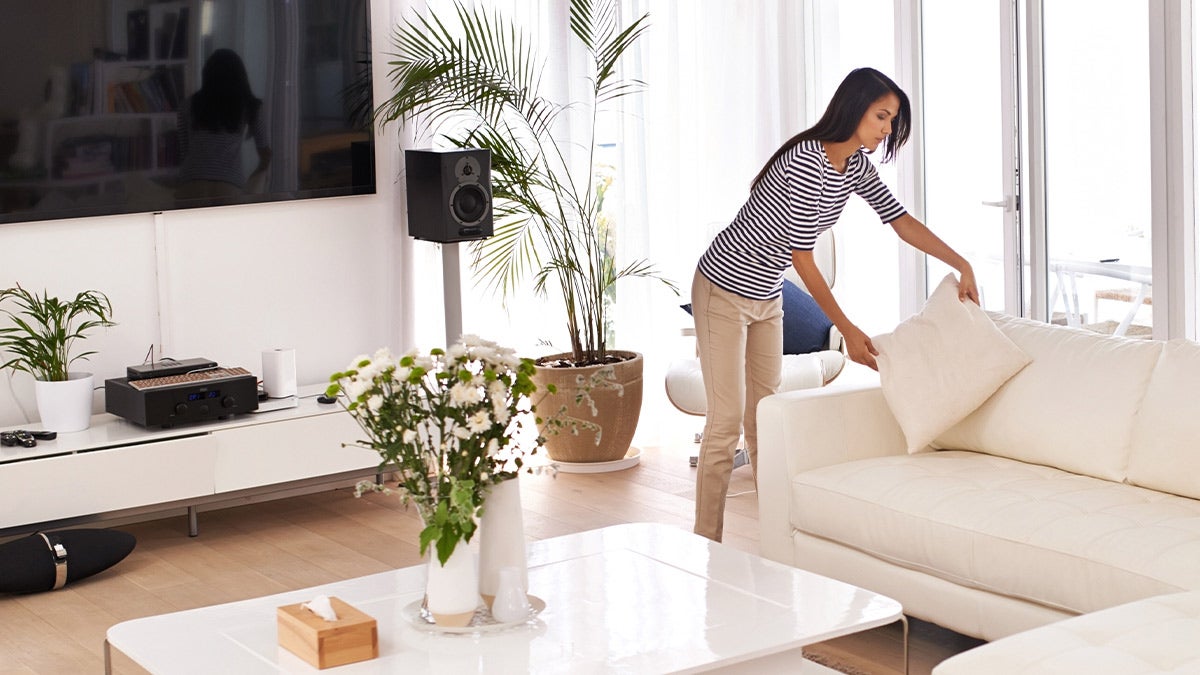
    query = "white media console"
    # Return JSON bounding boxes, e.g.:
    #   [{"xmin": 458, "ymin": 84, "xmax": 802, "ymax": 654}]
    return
[{"xmin": 0, "ymin": 388, "xmax": 378, "ymax": 537}]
